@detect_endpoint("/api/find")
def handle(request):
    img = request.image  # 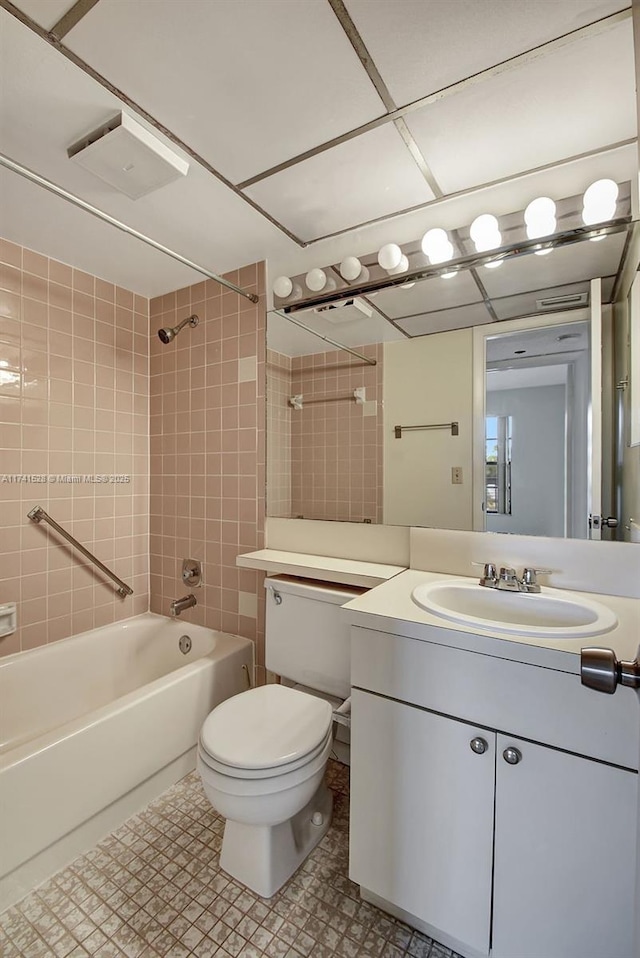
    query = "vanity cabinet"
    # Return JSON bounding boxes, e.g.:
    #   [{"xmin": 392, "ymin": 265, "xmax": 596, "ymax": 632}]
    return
[
  {"xmin": 350, "ymin": 689, "xmax": 495, "ymax": 955},
  {"xmin": 349, "ymin": 626, "xmax": 638, "ymax": 958}
]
